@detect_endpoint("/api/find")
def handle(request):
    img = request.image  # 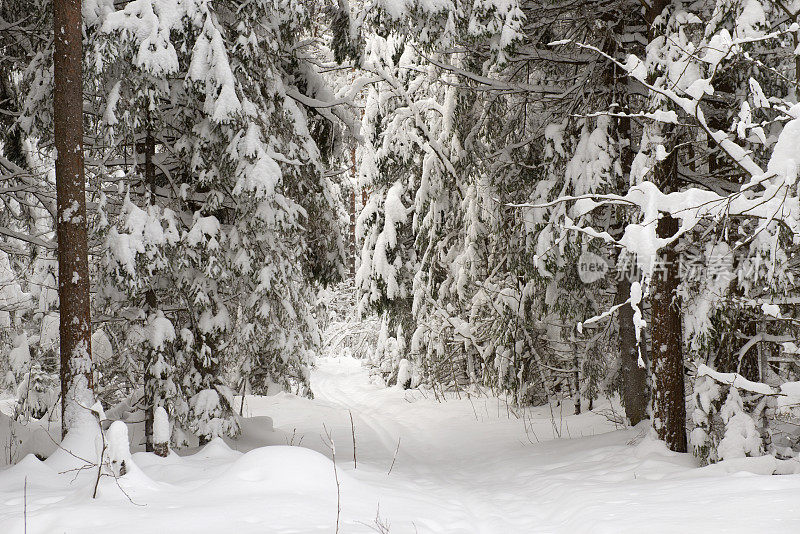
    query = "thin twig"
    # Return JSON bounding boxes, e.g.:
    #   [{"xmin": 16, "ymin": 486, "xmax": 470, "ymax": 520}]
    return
[
  {"xmin": 387, "ymin": 437, "xmax": 401, "ymax": 475},
  {"xmin": 349, "ymin": 410, "xmax": 357, "ymax": 470},
  {"xmin": 92, "ymin": 411, "xmax": 107, "ymax": 499},
  {"xmin": 322, "ymin": 424, "xmax": 341, "ymax": 534}
]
